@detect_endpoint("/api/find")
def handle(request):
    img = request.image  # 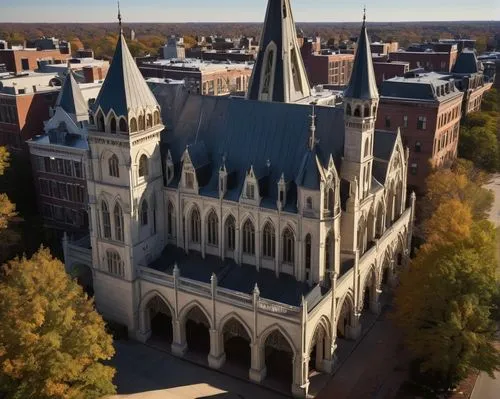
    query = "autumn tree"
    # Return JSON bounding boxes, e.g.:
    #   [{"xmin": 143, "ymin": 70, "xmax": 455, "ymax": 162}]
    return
[
  {"xmin": 0, "ymin": 147, "xmax": 18, "ymax": 261},
  {"xmin": 395, "ymin": 200, "xmax": 500, "ymax": 391},
  {"xmin": 0, "ymin": 248, "xmax": 116, "ymax": 399}
]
